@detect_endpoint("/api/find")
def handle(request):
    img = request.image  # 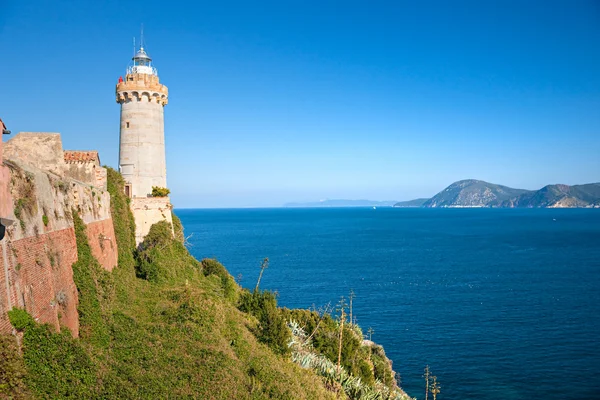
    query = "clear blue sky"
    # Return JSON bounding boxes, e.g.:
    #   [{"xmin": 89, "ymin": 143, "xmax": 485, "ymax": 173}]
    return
[{"xmin": 2, "ymin": 0, "xmax": 599, "ymax": 207}]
